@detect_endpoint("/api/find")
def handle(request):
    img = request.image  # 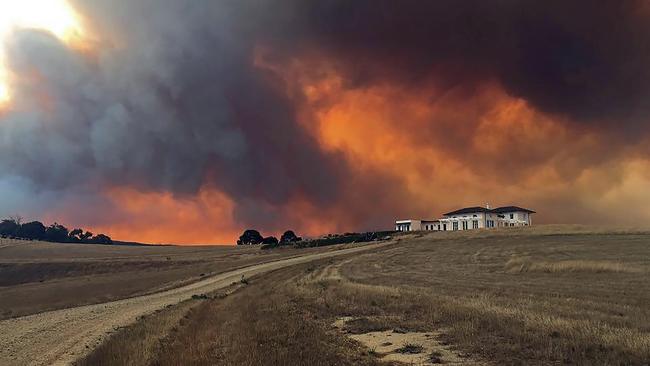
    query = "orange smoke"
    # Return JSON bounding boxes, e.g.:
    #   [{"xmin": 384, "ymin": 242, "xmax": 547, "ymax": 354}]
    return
[
  {"xmin": 261, "ymin": 53, "xmax": 650, "ymax": 226},
  {"xmin": 85, "ymin": 186, "xmax": 352, "ymax": 245},
  {"xmin": 81, "ymin": 53, "xmax": 650, "ymax": 244},
  {"xmin": 89, "ymin": 186, "xmax": 239, "ymax": 245}
]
